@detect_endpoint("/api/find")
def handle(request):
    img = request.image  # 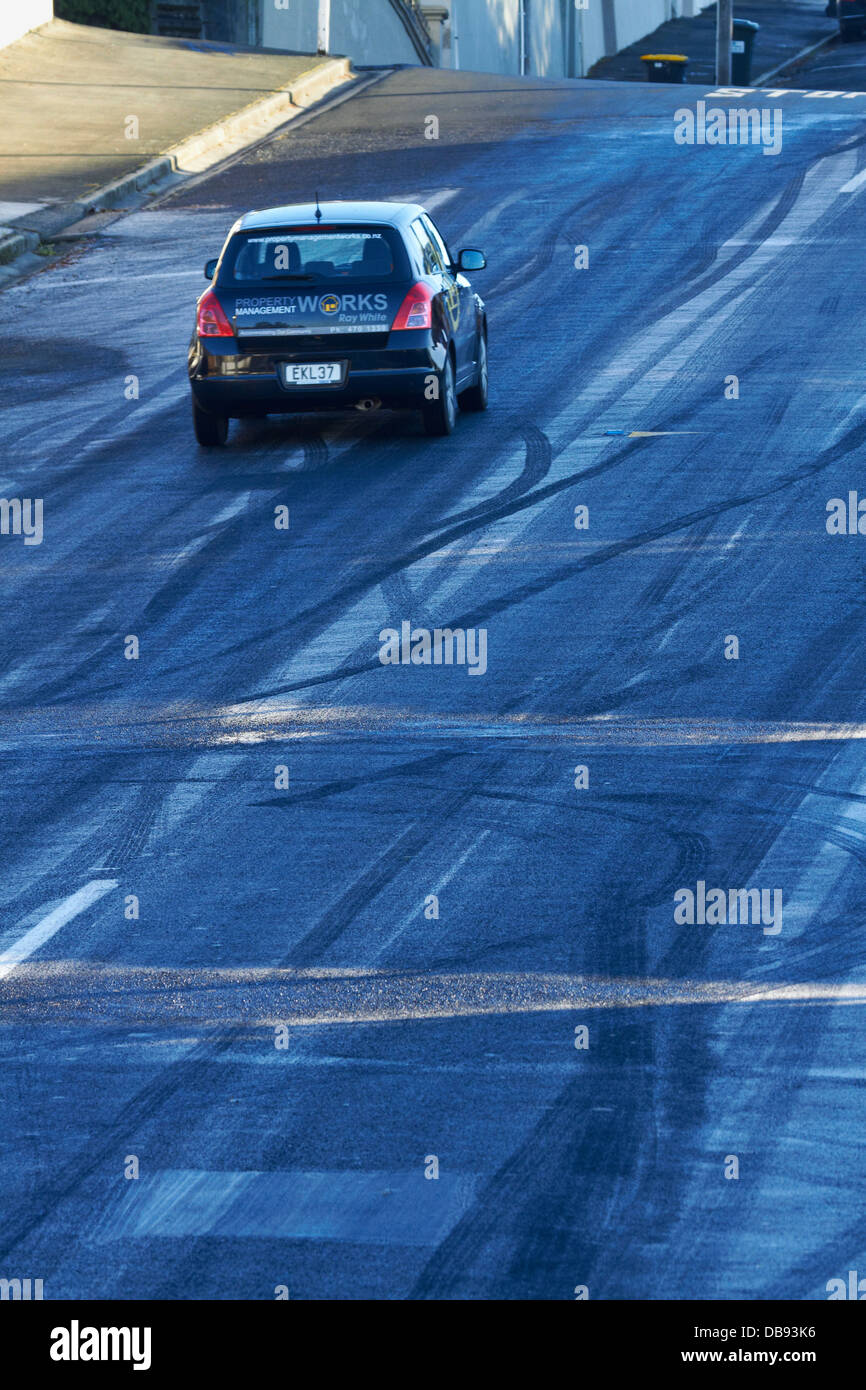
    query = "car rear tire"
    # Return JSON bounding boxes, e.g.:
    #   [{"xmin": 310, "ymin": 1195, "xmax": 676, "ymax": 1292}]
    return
[
  {"xmin": 192, "ymin": 399, "xmax": 229, "ymax": 447},
  {"xmin": 422, "ymin": 355, "xmax": 457, "ymax": 436},
  {"xmin": 459, "ymin": 333, "xmax": 488, "ymax": 412}
]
